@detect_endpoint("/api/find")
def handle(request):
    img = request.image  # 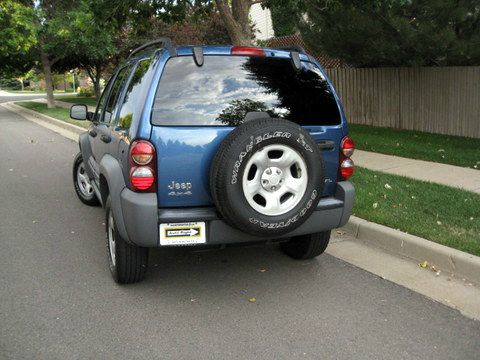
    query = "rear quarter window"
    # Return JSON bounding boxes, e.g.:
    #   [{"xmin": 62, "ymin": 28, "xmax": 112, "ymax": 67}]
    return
[
  {"xmin": 152, "ymin": 55, "xmax": 341, "ymax": 126},
  {"xmin": 116, "ymin": 59, "xmax": 151, "ymax": 130}
]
